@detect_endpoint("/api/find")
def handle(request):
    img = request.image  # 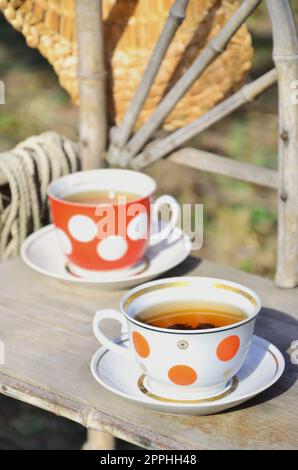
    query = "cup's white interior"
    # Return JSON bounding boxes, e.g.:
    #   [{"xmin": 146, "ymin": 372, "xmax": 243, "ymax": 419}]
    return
[
  {"xmin": 123, "ymin": 277, "xmax": 261, "ymax": 332},
  {"xmin": 48, "ymin": 169, "xmax": 156, "ymax": 202}
]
